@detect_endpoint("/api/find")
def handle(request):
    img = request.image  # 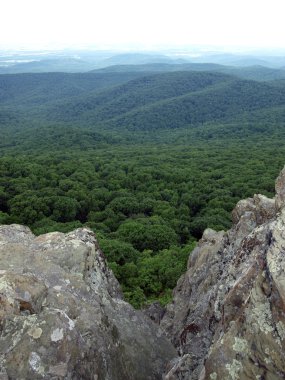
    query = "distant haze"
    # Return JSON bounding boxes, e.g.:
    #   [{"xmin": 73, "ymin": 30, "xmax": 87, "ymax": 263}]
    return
[{"xmin": 1, "ymin": 0, "xmax": 285, "ymax": 51}]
